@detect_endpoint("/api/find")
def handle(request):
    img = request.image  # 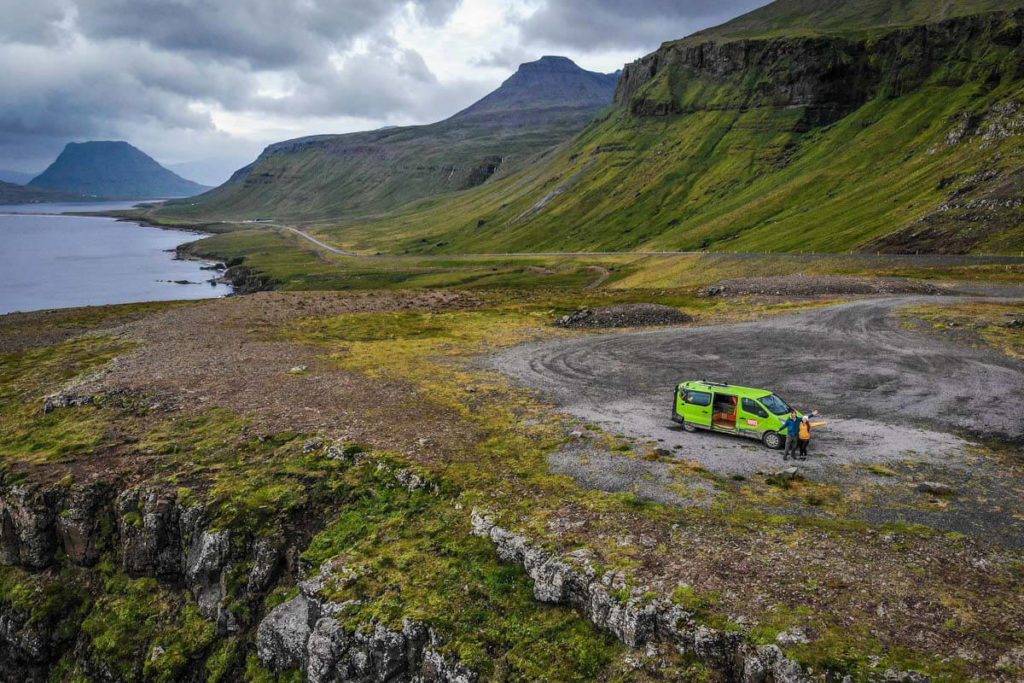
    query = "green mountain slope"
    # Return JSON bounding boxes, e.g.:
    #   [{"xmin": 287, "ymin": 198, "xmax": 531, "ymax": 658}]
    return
[
  {"xmin": 30, "ymin": 141, "xmax": 208, "ymax": 200},
  {"xmin": 316, "ymin": 4, "xmax": 1024, "ymax": 256},
  {"xmin": 156, "ymin": 57, "xmax": 618, "ymax": 223},
  {"xmin": 692, "ymin": 0, "xmax": 1024, "ymax": 40}
]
